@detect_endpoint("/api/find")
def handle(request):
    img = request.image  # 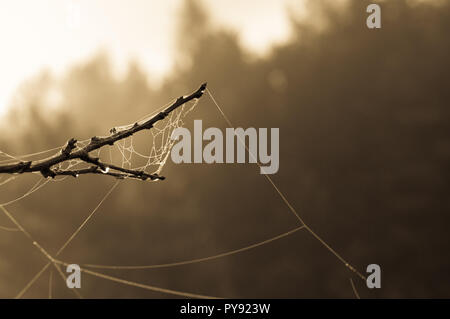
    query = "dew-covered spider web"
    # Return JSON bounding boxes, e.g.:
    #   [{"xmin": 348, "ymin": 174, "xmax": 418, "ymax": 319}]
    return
[
  {"xmin": 0, "ymin": 97, "xmax": 198, "ymax": 206},
  {"xmin": 0, "ymin": 88, "xmax": 365, "ymax": 299}
]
